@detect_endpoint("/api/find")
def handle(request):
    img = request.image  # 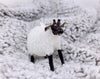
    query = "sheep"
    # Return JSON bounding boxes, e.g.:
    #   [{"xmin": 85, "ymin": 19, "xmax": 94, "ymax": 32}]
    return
[{"xmin": 27, "ymin": 19, "xmax": 66, "ymax": 71}]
